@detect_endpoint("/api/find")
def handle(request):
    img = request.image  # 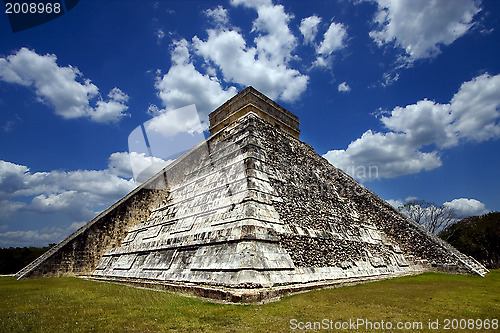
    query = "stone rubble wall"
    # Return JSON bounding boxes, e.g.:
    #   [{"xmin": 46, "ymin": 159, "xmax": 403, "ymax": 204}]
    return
[
  {"xmin": 18, "ymin": 112, "xmax": 487, "ymax": 288},
  {"xmin": 253, "ymin": 115, "xmax": 487, "ymax": 276},
  {"xmin": 94, "ymin": 114, "xmax": 420, "ymax": 287},
  {"xmin": 16, "ymin": 187, "xmax": 166, "ymax": 279},
  {"xmin": 92, "ymin": 116, "xmax": 296, "ymax": 287}
]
